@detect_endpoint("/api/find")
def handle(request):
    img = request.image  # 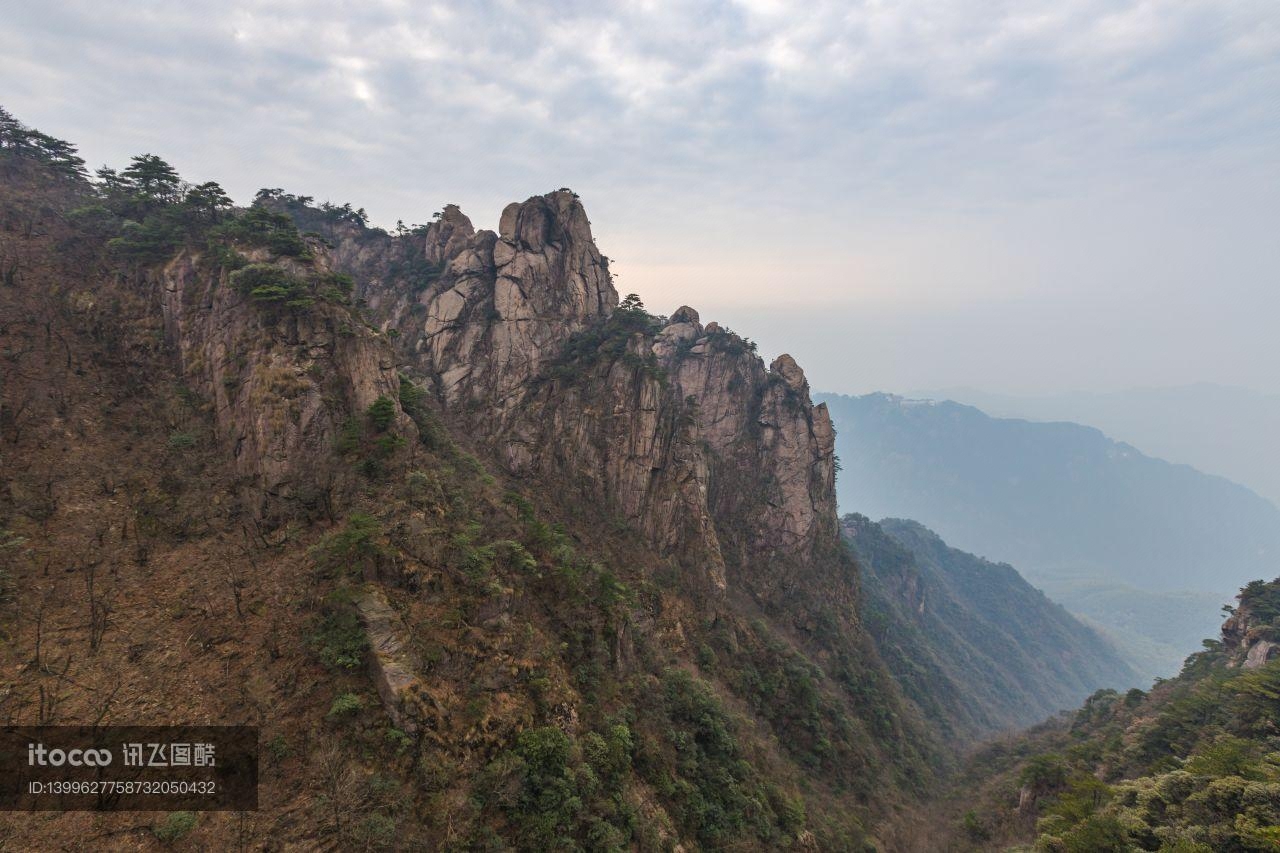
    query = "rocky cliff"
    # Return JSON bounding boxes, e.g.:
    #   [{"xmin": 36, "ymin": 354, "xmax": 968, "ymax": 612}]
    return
[
  {"xmin": 157, "ymin": 246, "xmax": 409, "ymax": 524},
  {"xmin": 1221, "ymin": 578, "xmax": 1280, "ymax": 669},
  {"xmin": 283, "ymin": 190, "xmax": 840, "ymax": 610}
]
